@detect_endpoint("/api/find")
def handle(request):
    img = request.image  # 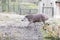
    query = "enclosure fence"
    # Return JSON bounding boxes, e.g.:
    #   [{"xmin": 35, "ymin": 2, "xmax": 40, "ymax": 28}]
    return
[
  {"xmin": 0, "ymin": 5, "xmax": 38, "ymax": 15},
  {"xmin": 0, "ymin": 0, "xmax": 38, "ymax": 15},
  {"xmin": 42, "ymin": 3, "xmax": 54, "ymax": 17}
]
